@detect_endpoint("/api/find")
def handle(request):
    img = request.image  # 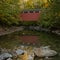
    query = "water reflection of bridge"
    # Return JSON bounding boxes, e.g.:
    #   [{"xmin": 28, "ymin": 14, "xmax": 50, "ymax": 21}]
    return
[{"xmin": 20, "ymin": 36, "xmax": 39, "ymax": 45}]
